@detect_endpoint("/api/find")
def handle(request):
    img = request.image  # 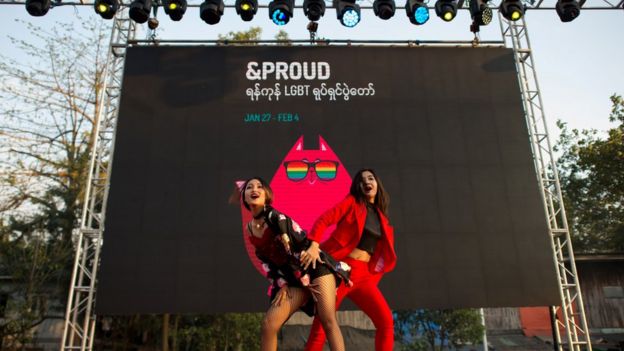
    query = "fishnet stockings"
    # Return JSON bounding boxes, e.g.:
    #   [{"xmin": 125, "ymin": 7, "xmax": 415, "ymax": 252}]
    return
[
  {"xmin": 310, "ymin": 274, "xmax": 345, "ymax": 351},
  {"xmin": 261, "ymin": 286, "xmax": 309, "ymax": 351}
]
